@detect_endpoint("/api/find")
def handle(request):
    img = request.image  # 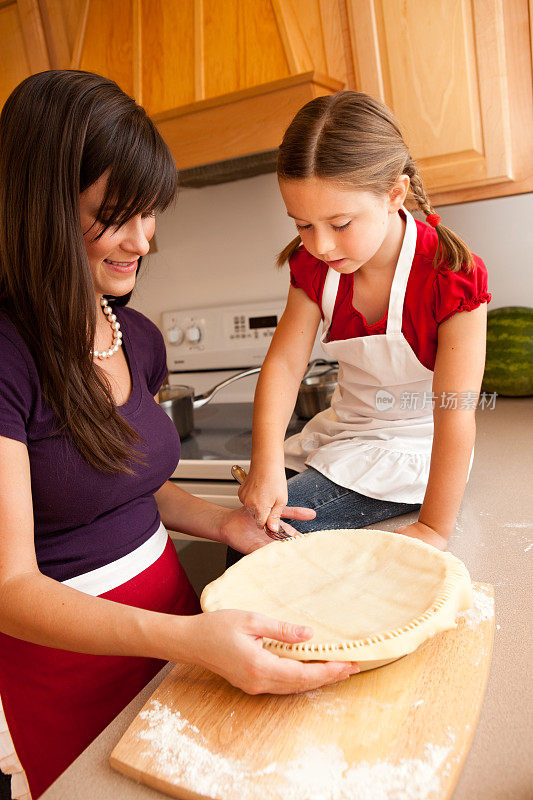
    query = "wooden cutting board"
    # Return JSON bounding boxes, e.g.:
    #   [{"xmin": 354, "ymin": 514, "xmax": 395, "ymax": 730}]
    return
[{"xmin": 110, "ymin": 582, "xmax": 494, "ymax": 800}]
